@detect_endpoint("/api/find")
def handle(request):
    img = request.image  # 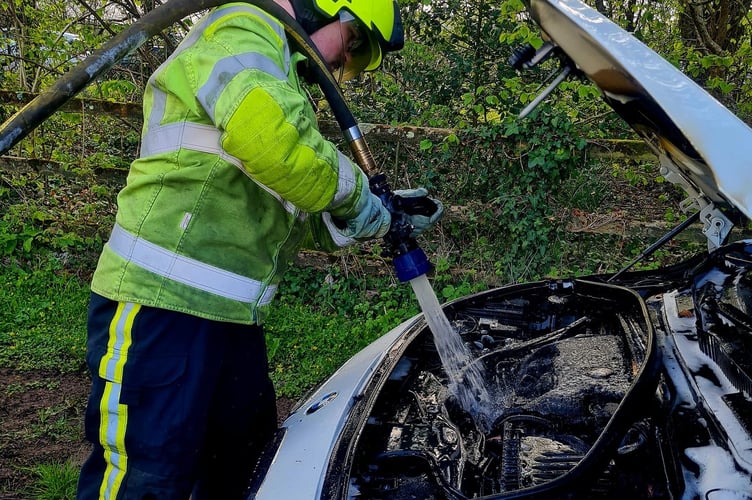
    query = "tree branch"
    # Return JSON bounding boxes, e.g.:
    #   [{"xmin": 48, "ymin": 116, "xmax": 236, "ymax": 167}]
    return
[{"xmin": 687, "ymin": 1, "xmax": 725, "ymax": 55}]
